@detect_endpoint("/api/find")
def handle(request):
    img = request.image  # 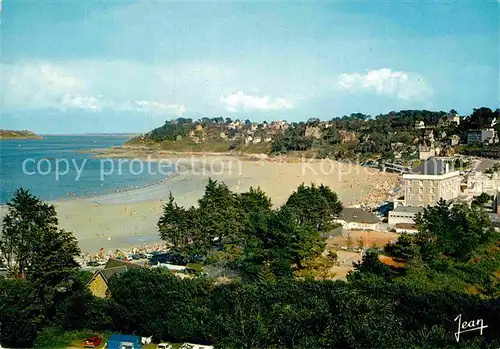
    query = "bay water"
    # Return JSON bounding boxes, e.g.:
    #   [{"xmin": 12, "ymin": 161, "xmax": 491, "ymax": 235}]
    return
[{"xmin": 0, "ymin": 135, "xmax": 172, "ymax": 204}]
